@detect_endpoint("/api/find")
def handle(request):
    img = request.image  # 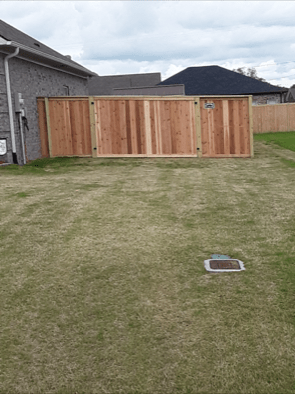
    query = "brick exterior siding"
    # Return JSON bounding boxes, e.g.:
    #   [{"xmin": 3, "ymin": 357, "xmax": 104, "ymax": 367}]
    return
[
  {"xmin": 0, "ymin": 53, "xmax": 89, "ymax": 164},
  {"xmin": 252, "ymin": 93, "xmax": 282, "ymax": 106}
]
